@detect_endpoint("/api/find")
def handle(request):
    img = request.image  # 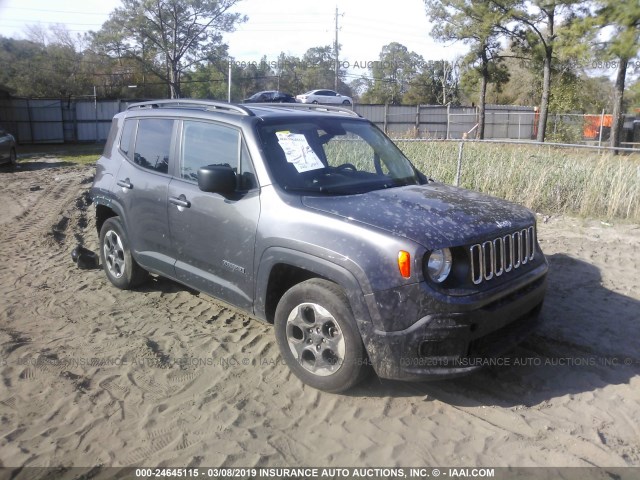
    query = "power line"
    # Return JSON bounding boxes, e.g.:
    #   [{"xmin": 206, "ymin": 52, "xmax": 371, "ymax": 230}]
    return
[
  {"xmin": 1, "ymin": 6, "xmax": 114, "ymax": 15},
  {"xmin": 0, "ymin": 19, "xmax": 105, "ymax": 27}
]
